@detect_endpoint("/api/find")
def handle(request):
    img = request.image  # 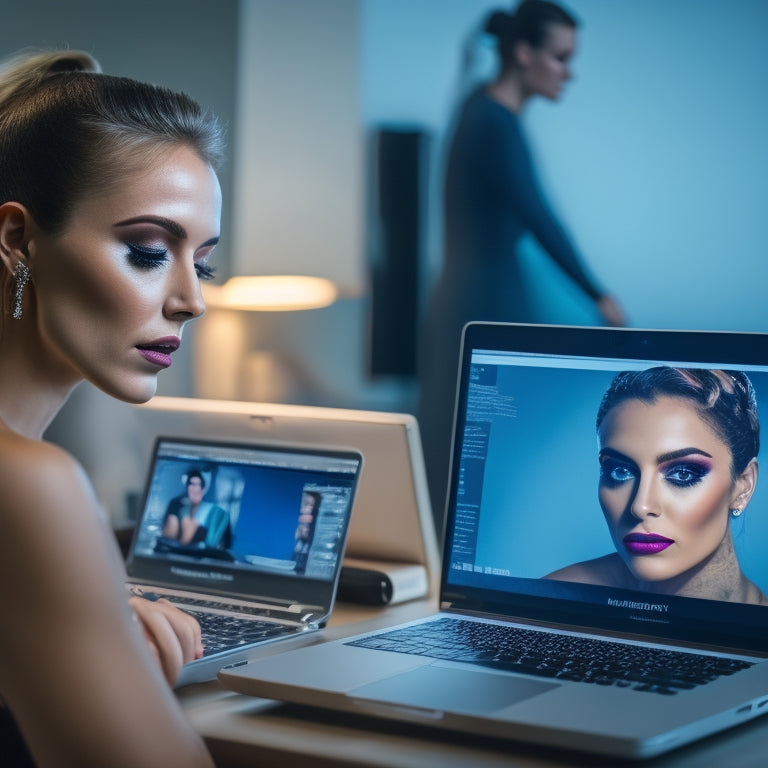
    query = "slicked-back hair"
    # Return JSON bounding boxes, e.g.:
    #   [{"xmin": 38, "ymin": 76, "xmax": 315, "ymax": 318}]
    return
[{"xmin": 597, "ymin": 367, "xmax": 760, "ymax": 477}]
